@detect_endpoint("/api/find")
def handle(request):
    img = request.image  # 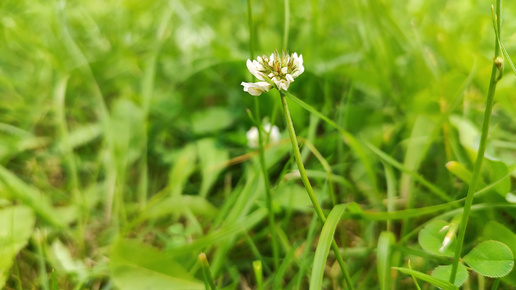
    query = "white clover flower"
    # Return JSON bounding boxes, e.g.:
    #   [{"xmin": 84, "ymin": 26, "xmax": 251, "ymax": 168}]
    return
[
  {"xmin": 241, "ymin": 50, "xmax": 304, "ymax": 96},
  {"xmin": 246, "ymin": 123, "xmax": 280, "ymax": 148},
  {"xmin": 241, "ymin": 81, "xmax": 272, "ymax": 96}
]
